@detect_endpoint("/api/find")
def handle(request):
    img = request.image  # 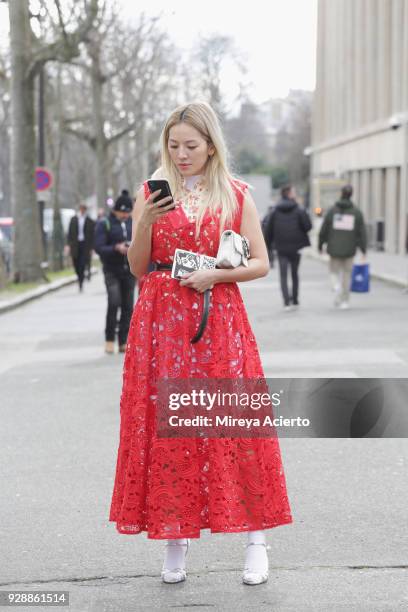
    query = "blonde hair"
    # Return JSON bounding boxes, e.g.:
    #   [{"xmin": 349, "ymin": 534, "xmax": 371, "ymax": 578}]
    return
[{"xmin": 157, "ymin": 101, "xmax": 245, "ymax": 237}]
